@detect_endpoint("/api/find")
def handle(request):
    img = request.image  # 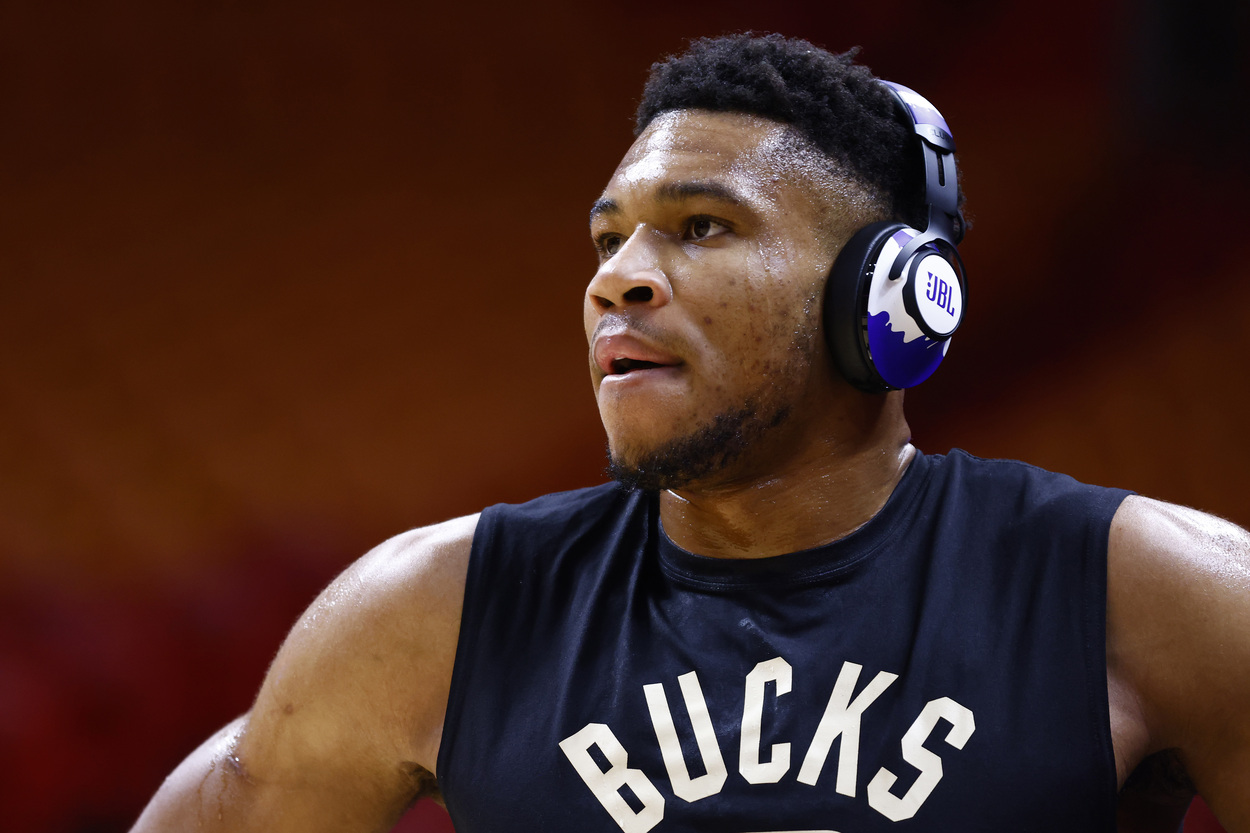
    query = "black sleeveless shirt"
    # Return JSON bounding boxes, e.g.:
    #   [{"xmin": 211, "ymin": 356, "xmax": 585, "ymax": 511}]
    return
[{"xmin": 437, "ymin": 450, "xmax": 1131, "ymax": 832}]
